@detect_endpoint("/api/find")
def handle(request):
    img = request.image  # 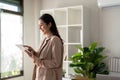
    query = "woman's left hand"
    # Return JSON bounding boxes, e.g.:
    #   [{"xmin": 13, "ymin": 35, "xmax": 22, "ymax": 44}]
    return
[{"xmin": 23, "ymin": 45, "xmax": 39, "ymax": 65}]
